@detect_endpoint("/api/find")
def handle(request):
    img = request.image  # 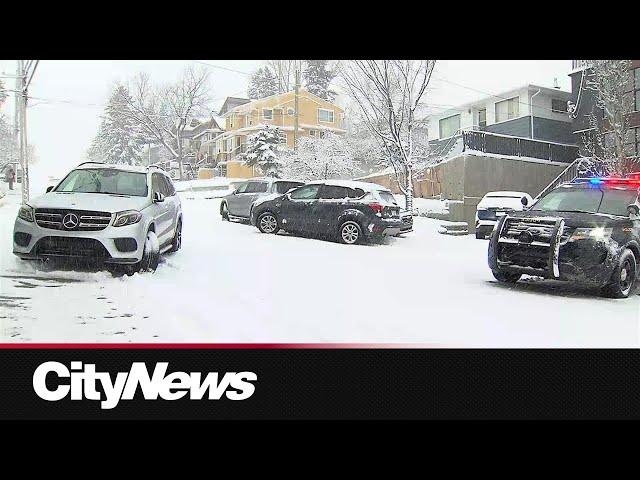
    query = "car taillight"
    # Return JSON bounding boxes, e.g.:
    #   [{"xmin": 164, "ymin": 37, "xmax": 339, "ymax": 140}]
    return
[{"xmin": 368, "ymin": 203, "xmax": 384, "ymax": 217}]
